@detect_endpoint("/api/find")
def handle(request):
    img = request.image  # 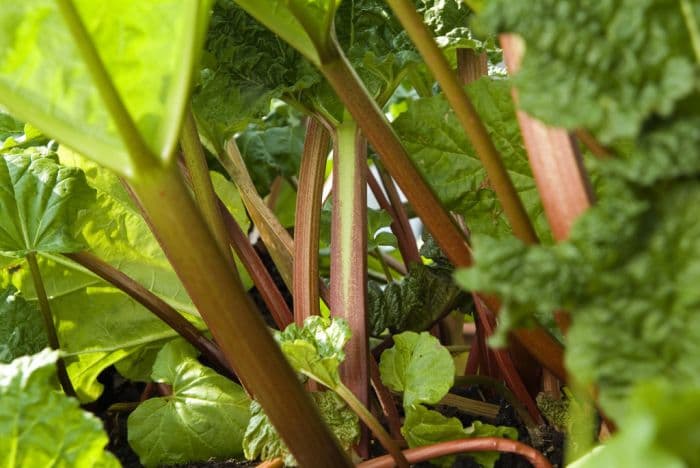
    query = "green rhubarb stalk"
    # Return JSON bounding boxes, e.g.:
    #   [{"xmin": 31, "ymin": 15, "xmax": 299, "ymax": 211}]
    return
[
  {"xmin": 180, "ymin": 108, "xmax": 238, "ymax": 272},
  {"xmin": 680, "ymin": 0, "xmax": 700, "ymax": 64},
  {"xmin": 386, "ymin": 0, "xmax": 538, "ymax": 245},
  {"xmin": 26, "ymin": 252, "xmax": 76, "ymax": 396},
  {"xmin": 331, "ymin": 117, "xmax": 370, "ymax": 454}
]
